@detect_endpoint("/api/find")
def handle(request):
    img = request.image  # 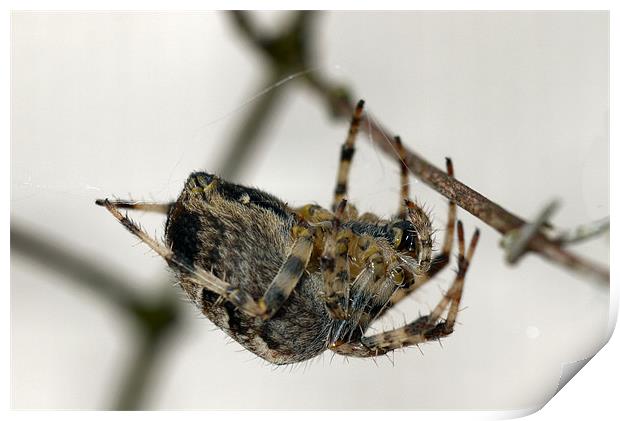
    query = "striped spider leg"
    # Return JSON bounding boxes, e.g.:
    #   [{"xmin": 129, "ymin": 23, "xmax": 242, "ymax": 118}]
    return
[
  {"xmin": 96, "ymin": 199, "xmax": 316, "ymax": 321},
  {"xmin": 331, "ymin": 220, "xmax": 480, "ymax": 357}
]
